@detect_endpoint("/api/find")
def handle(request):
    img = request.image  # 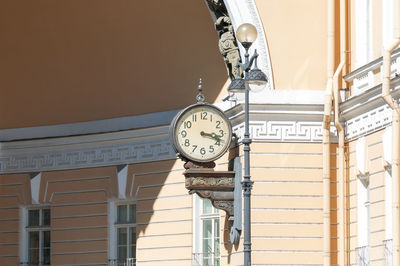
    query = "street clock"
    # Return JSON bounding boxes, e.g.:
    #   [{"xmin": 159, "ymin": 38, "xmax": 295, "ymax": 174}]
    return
[{"xmin": 170, "ymin": 82, "xmax": 232, "ymax": 163}]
